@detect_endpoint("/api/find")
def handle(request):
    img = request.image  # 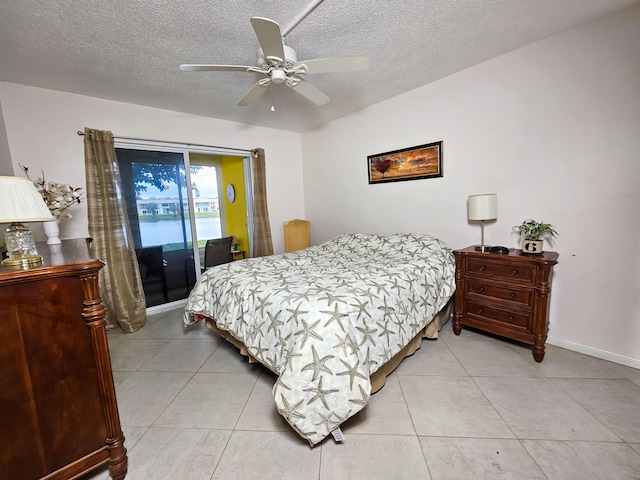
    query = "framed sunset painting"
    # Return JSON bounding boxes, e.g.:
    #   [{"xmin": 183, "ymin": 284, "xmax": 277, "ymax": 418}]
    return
[{"xmin": 367, "ymin": 141, "xmax": 443, "ymax": 184}]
